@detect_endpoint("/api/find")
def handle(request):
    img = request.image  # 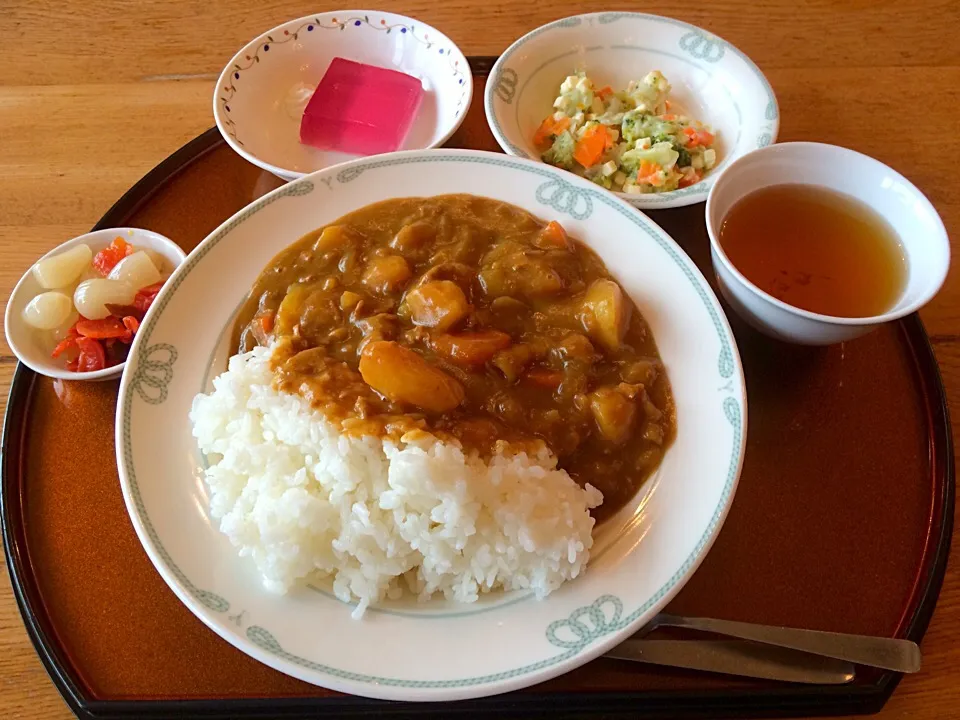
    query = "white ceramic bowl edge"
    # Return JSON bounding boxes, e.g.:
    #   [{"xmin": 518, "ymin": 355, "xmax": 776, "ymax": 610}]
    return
[
  {"xmin": 214, "ymin": 11, "xmax": 473, "ymax": 182},
  {"xmin": 484, "ymin": 12, "xmax": 779, "ymax": 209},
  {"xmin": 4, "ymin": 228, "xmax": 187, "ymax": 380},
  {"xmin": 705, "ymin": 142, "xmax": 950, "ymax": 345}
]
